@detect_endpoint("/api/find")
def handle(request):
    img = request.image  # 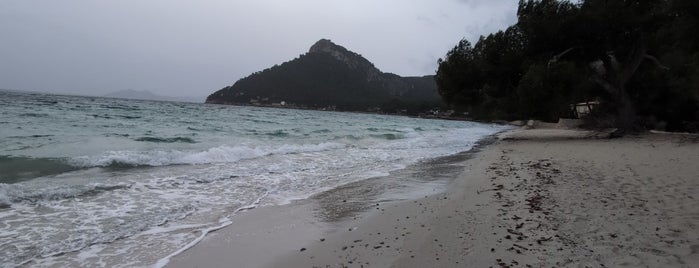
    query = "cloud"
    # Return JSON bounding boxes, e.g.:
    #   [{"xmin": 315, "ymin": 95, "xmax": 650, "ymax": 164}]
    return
[{"xmin": 0, "ymin": 0, "xmax": 518, "ymax": 97}]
